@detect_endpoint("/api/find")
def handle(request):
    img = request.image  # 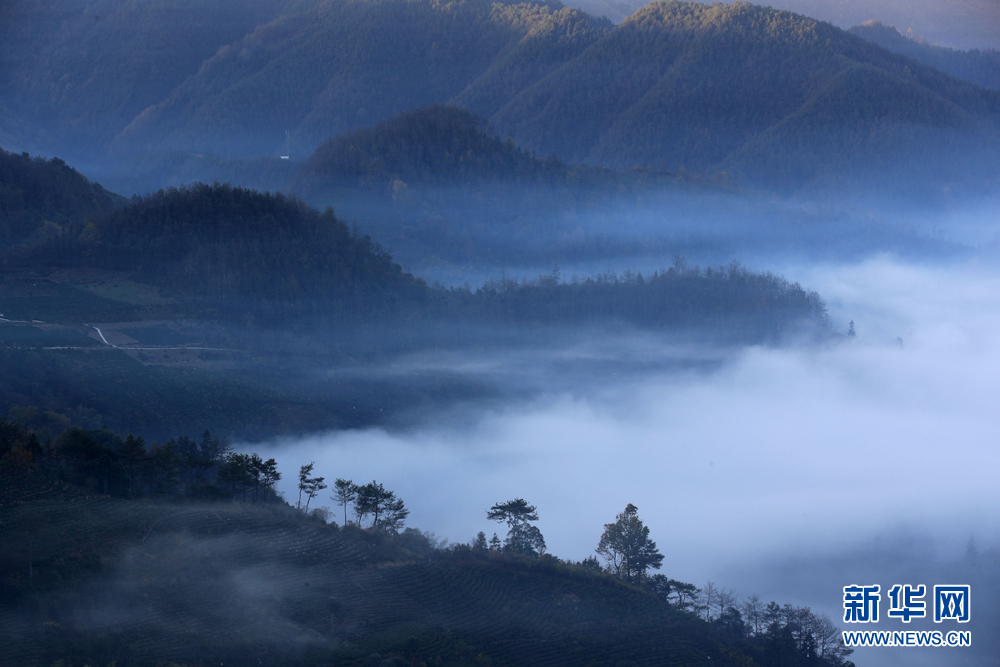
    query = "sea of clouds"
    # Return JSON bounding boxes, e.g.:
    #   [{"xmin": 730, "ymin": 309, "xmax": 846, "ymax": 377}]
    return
[{"xmin": 247, "ymin": 255, "xmax": 1000, "ymax": 666}]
